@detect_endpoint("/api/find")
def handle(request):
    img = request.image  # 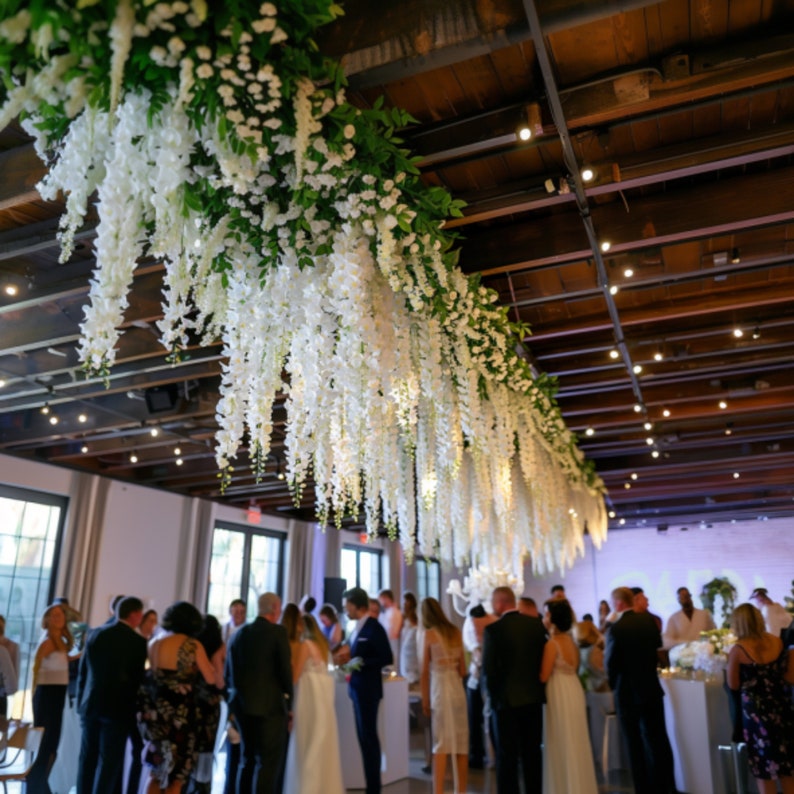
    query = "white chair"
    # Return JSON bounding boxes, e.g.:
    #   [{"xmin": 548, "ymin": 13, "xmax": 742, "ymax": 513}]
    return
[{"xmin": 0, "ymin": 722, "xmax": 44, "ymax": 792}]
